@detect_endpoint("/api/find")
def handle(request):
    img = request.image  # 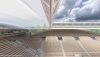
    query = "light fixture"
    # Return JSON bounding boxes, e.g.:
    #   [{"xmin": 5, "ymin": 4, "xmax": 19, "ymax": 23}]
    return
[
  {"xmin": 91, "ymin": 36, "xmax": 100, "ymax": 45},
  {"xmin": 74, "ymin": 36, "xmax": 80, "ymax": 41},
  {"xmin": 42, "ymin": 36, "xmax": 46, "ymax": 40},
  {"xmin": 58, "ymin": 36, "xmax": 63, "ymax": 41},
  {"xmin": 7, "ymin": 38, "xmax": 16, "ymax": 42},
  {"xmin": 91, "ymin": 36, "xmax": 96, "ymax": 40}
]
